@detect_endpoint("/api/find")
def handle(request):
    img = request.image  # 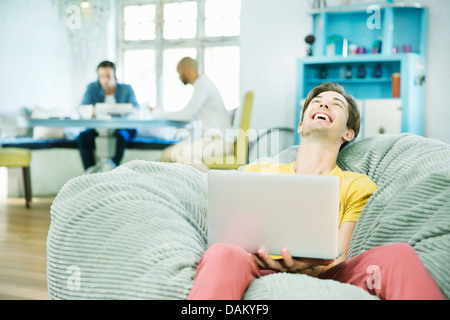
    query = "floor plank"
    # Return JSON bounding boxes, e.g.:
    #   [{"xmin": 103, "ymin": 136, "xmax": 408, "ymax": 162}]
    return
[{"xmin": 0, "ymin": 197, "xmax": 53, "ymax": 300}]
